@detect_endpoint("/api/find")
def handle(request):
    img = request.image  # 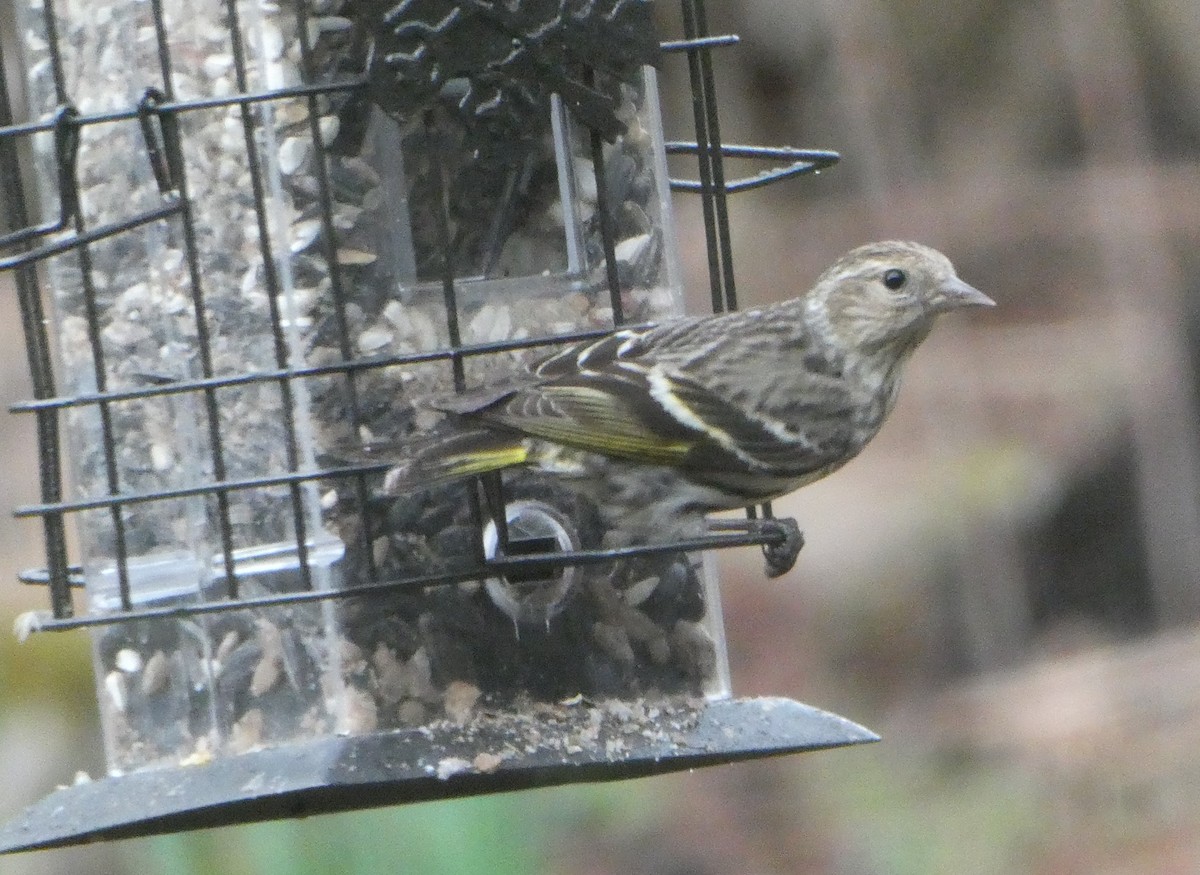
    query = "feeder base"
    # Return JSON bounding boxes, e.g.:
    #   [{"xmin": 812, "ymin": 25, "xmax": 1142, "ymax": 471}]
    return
[{"xmin": 0, "ymin": 695, "xmax": 876, "ymax": 854}]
